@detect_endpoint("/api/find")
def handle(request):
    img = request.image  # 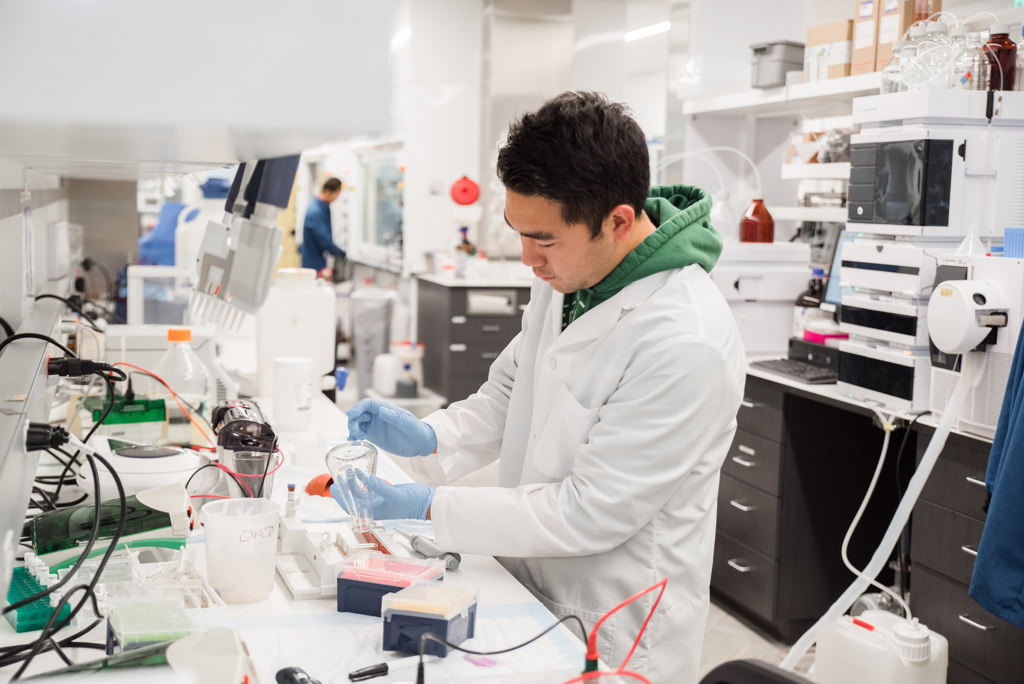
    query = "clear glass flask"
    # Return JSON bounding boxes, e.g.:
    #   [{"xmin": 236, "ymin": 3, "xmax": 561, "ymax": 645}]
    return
[{"xmin": 325, "ymin": 440, "xmax": 379, "ymax": 531}]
